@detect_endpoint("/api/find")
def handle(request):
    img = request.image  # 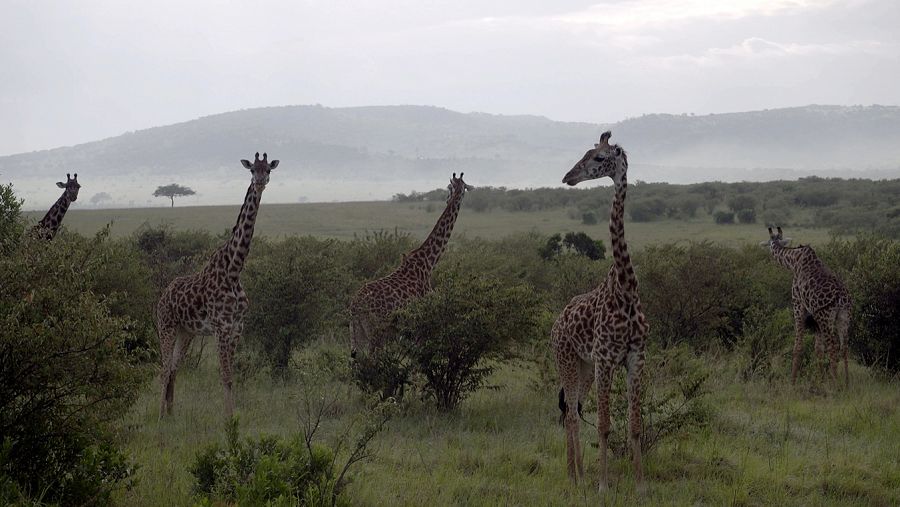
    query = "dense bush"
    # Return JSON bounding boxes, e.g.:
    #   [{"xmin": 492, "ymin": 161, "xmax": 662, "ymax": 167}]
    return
[
  {"xmin": 736, "ymin": 208, "xmax": 757, "ymax": 224},
  {"xmin": 538, "ymin": 232, "xmax": 605, "ymax": 261},
  {"xmin": 396, "ymin": 270, "xmax": 542, "ymax": 409},
  {"xmin": 638, "ymin": 243, "xmax": 748, "ymax": 348},
  {"xmin": 0, "ymin": 232, "xmax": 148, "ymax": 505},
  {"xmin": 191, "ymin": 418, "xmax": 342, "ymax": 506},
  {"xmin": 825, "ymin": 236, "xmax": 900, "ymax": 374},
  {"xmin": 0, "ymin": 183, "xmax": 23, "ymax": 254},
  {"xmin": 355, "ymin": 268, "xmax": 543, "ymax": 409},
  {"xmin": 714, "ymin": 211, "xmax": 735, "ymax": 224},
  {"xmin": 243, "ymin": 237, "xmax": 352, "ymax": 374}
]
